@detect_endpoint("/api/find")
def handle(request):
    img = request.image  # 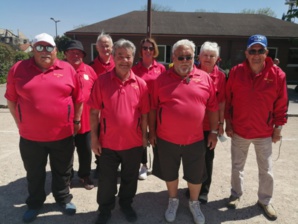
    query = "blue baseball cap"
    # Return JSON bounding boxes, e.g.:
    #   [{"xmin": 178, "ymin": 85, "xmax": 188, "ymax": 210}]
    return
[{"xmin": 247, "ymin": 34, "xmax": 267, "ymax": 48}]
